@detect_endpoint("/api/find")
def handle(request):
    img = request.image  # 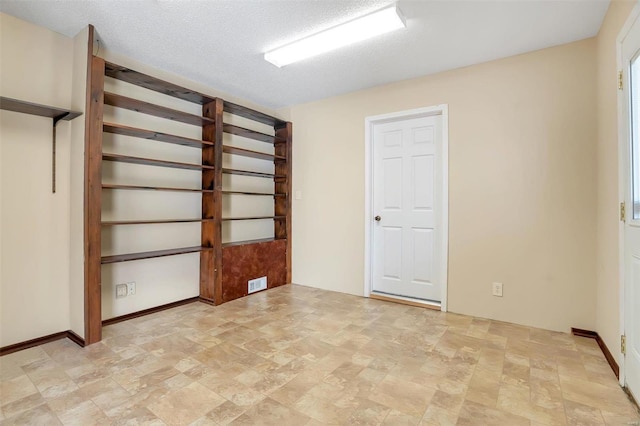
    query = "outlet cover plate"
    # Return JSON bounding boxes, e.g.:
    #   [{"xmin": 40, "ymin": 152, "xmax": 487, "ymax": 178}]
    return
[
  {"xmin": 116, "ymin": 284, "xmax": 128, "ymax": 299},
  {"xmin": 127, "ymin": 282, "xmax": 136, "ymax": 296}
]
